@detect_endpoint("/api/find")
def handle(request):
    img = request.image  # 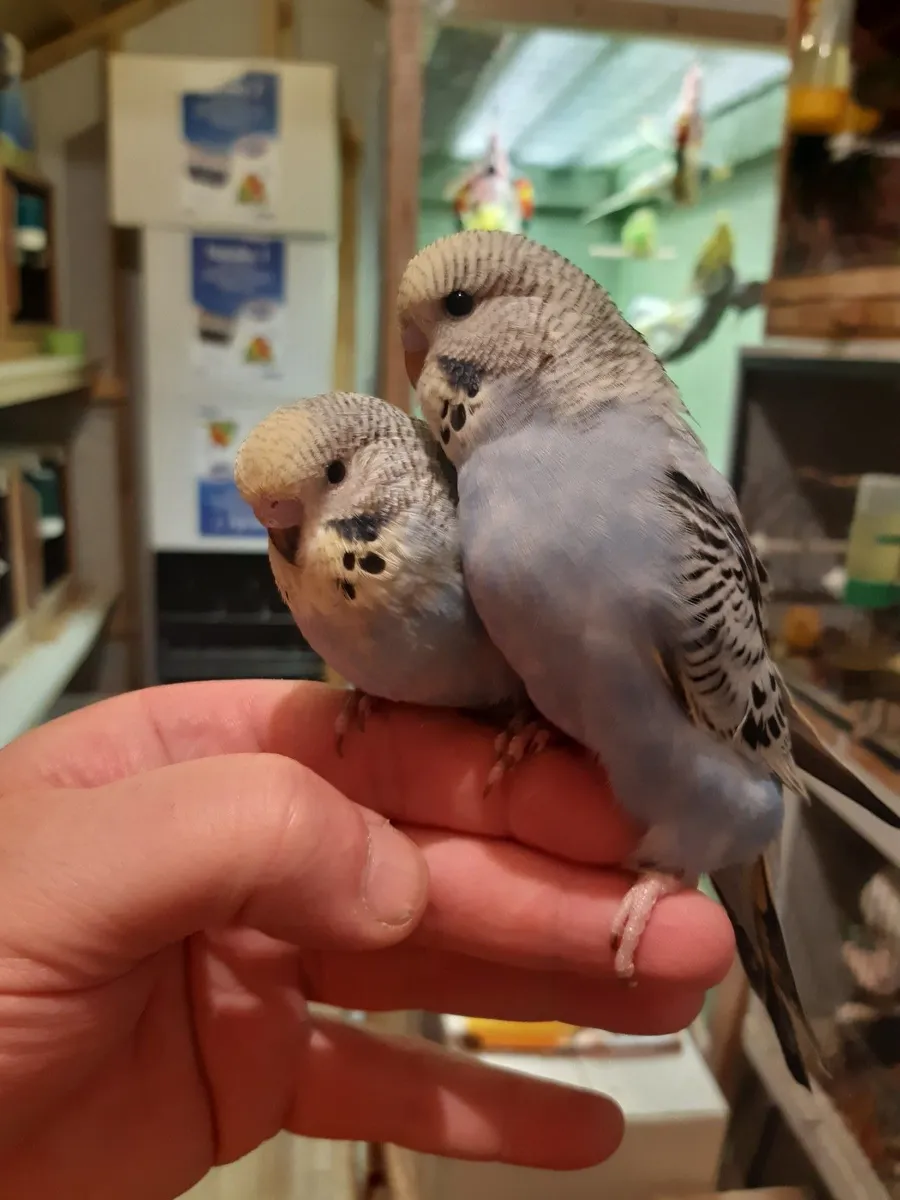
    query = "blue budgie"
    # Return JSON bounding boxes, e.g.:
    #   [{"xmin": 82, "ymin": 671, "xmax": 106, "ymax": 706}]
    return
[
  {"xmin": 233, "ymin": 391, "xmax": 545, "ymax": 778},
  {"xmin": 397, "ymin": 230, "xmax": 900, "ymax": 1087}
]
